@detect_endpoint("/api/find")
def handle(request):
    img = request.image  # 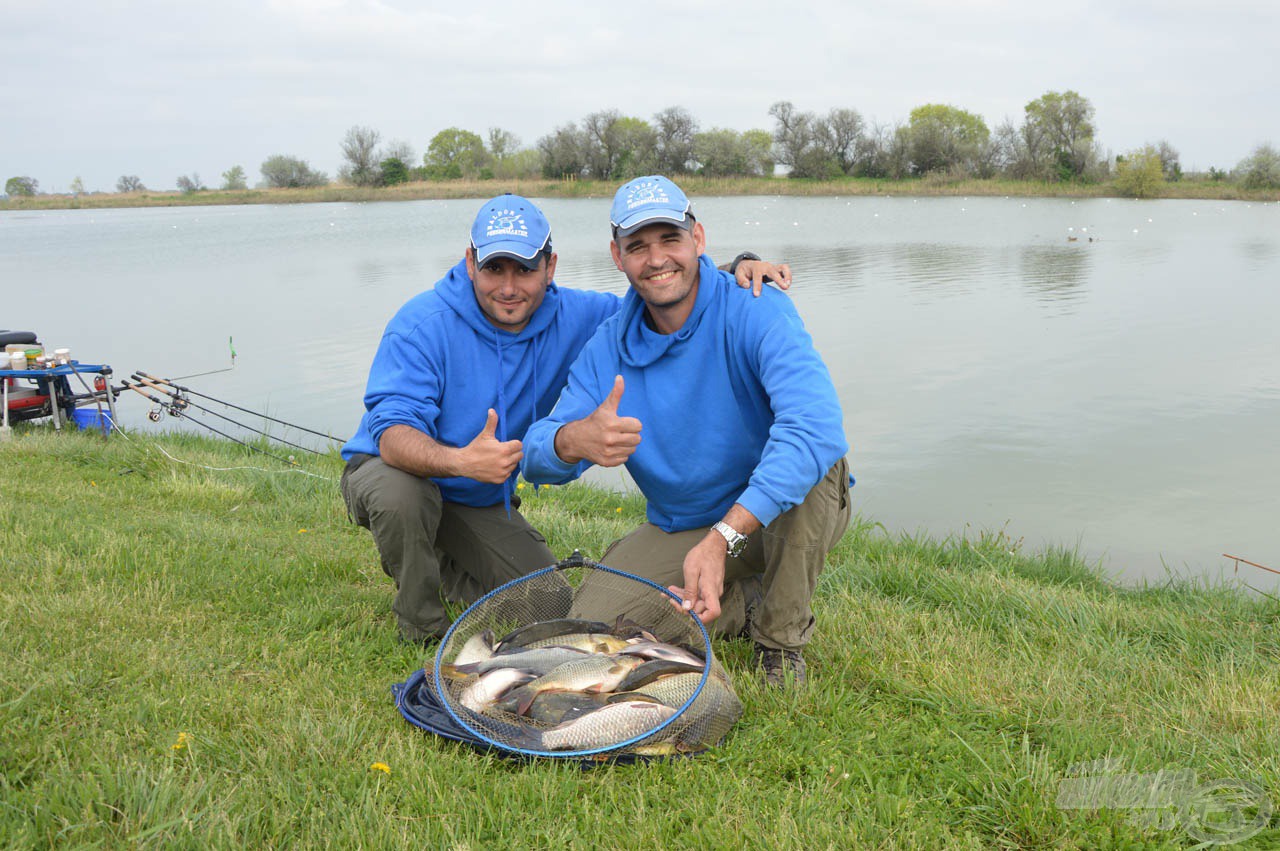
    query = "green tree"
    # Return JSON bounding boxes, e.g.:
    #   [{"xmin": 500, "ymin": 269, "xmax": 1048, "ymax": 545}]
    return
[
  {"xmin": 6, "ymin": 176, "xmax": 38, "ymax": 196},
  {"xmin": 116, "ymin": 175, "xmax": 144, "ymax": 193},
  {"xmin": 1114, "ymin": 146, "xmax": 1165, "ymax": 198},
  {"xmin": 1023, "ymin": 90, "xmax": 1097, "ymax": 180},
  {"xmin": 424, "ymin": 127, "xmax": 488, "ymax": 180},
  {"xmin": 537, "ymin": 123, "xmax": 588, "ymax": 179},
  {"xmin": 1235, "ymin": 142, "xmax": 1280, "ymax": 189},
  {"xmin": 741, "ymin": 129, "xmax": 775, "ymax": 177},
  {"xmin": 904, "ymin": 103, "xmax": 989, "ymax": 176},
  {"xmin": 69, "ymin": 176, "xmax": 86, "ymax": 195},
  {"xmin": 379, "ymin": 157, "xmax": 409, "ymax": 186},
  {"xmin": 609, "ymin": 116, "xmax": 657, "ymax": 179},
  {"xmin": 260, "ymin": 155, "xmax": 328, "ymax": 188},
  {"xmin": 221, "ymin": 166, "xmax": 248, "ymax": 190}
]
